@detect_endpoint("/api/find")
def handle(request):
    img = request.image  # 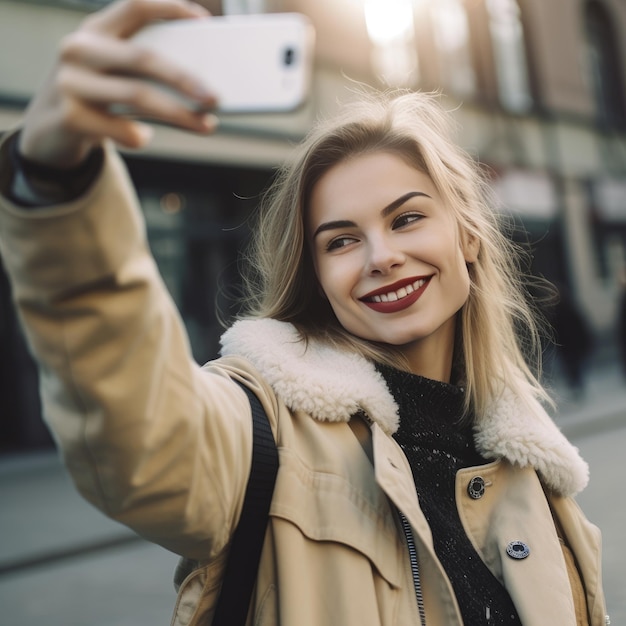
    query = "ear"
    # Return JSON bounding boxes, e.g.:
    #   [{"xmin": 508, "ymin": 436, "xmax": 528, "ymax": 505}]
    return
[{"xmin": 463, "ymin": 232, "xmax": 480, "ymax": 264}]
